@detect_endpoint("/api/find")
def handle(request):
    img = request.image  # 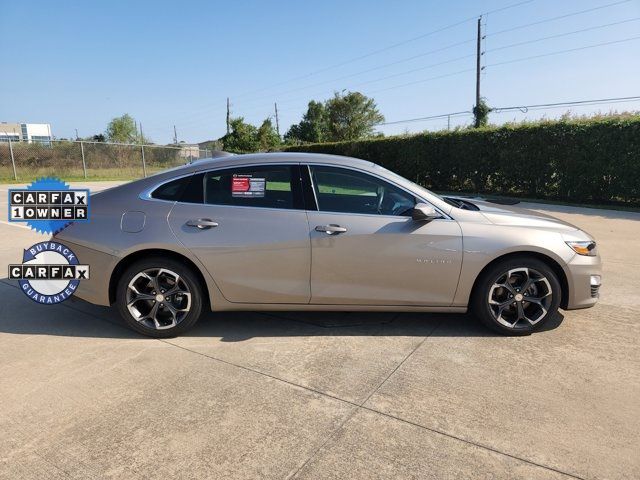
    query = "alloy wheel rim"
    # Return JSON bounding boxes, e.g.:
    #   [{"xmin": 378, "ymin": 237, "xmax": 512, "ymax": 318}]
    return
[
  {"xmin": 126, "ymin": 268, "xmax": 191, "ymax": 330},
  {"xmin": 488, "ymin": 267, "xmax": 552, "ymax": 329}
]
